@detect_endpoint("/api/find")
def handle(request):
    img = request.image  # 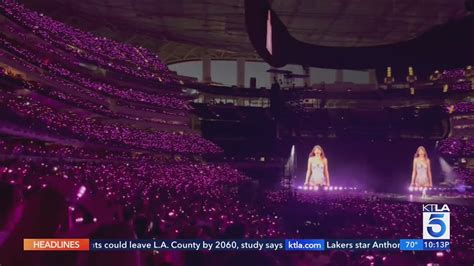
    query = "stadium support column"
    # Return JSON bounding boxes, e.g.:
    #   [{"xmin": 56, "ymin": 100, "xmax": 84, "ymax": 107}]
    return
[
  {"xmin": 303, "ymin": 65, "xmax": 311, "ymax": 88},
  {"xmin": 336, "ymin": 69, "xmax": 344, "ymax": 83},
  {"xmin": 269, "ymin": 72, "xmax": 277, "ymax": 87},
  {"xmin": 202, "ymin": 54, "xmax": 212, "ymax": 83},
  {"xmin": 237, "ymin": 58, "xmax": 245, "ymax": 87}
]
